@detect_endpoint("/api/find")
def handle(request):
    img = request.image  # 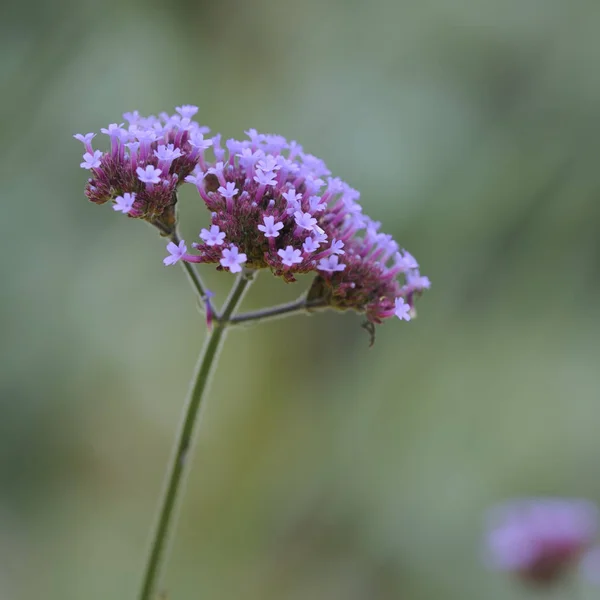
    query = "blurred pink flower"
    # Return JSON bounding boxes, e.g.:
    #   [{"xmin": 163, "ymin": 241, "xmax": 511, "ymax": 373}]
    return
[{"xmin": 485, "ymin": 497, "xmax": 598, "ymax": 584}]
